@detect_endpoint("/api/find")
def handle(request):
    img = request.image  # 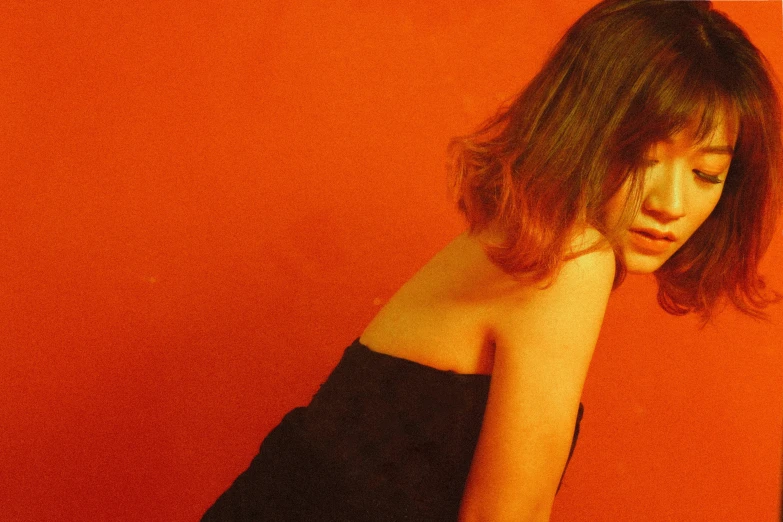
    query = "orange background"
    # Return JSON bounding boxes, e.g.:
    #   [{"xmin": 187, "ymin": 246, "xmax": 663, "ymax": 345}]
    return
[{"xmin": 2, "ymin": 1, "xmax": 782, "ymax": 520}]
